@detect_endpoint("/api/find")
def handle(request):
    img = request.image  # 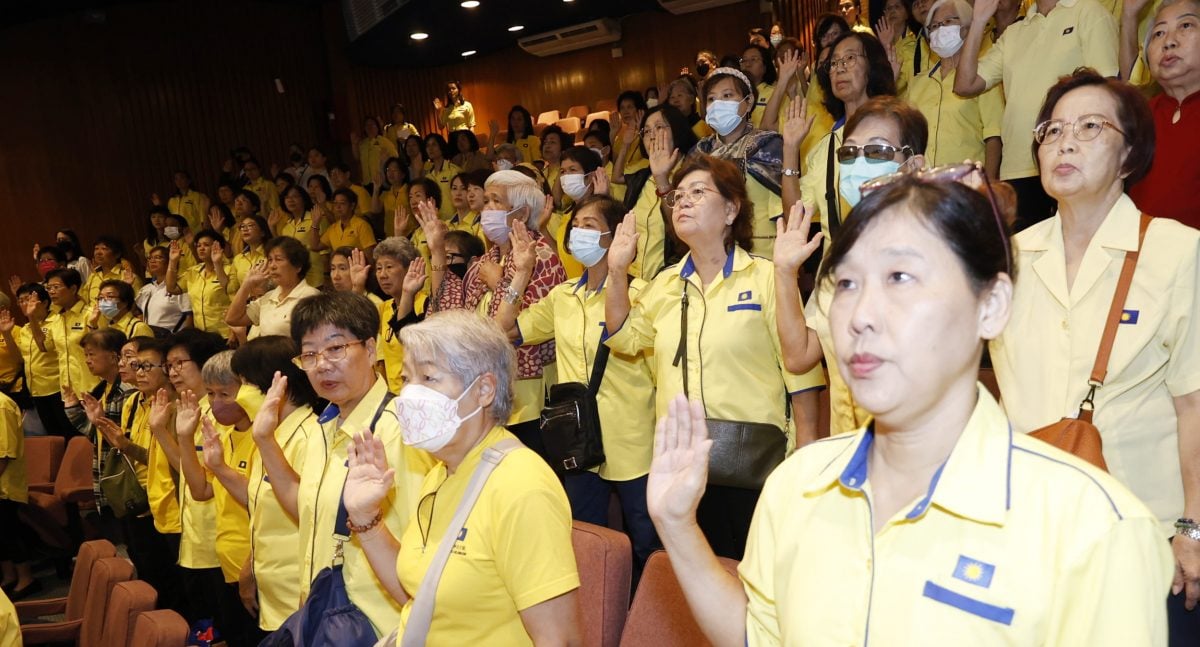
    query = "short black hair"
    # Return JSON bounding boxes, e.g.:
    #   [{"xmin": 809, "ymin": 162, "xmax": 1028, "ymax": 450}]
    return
[
  {"xmin": 617, "ymin": 90, "xmax": 648, "ymax": 113},
  {"xmin": 235, "ymin": 189, "xmax": 262, "ymax": 214},
  {"xmin": 424, "ymin": 133, "xmax": 449, "ymax": 155},
  {"xmin": 81, "ymin": 328, "xmax": 127, "ymax": 353},
  {"xmin": 290, "ymin": 291, "xmax": 380, "ymax": 345},
  {"xmin": 742, "ymin": 43, "xmax": 778, "ymax": 85},
  {"xmin": 45, "ymin": 268, "xmax": 82, "ymax": 290},
  {"xmin": 445, "ymin": 230, "xmax": 485, "ymax": 260},
  {"xmin": 306, "ymin": 174, "xmax": 334, "ymax": 201},
  {"xmin": 231, "ymin": 335, "xmax": 321, "ymax": 410},
  {"xmin": 818, "ymin": 32, "xmax": 896, "ymax": 121},
  {"xmin": 331, "ymin": 162, "xmax": 353, "ymax": 175},
  {"xmin": 94, "ymin": 235, "xmax": 126, "ymax": 259},
  {"xmin": 465, "ymin": 169, "xmax": 491, "ymax": 189},
  {"xmin": 98, "ymin": 279, "xmax": 135, "ymax": 308},
  {"xmin": 194, "ymin": 228, "xmax": 228, "ymax": 250},
  {"xmin": 540, "ymin": 125, "xmax": 568, "ymax": 152},
  {"xmin": 38, "ymin": 245, "xmax": 67, "ymax": 265},
  {"xmin": 333, "ymin": 187, "xmax": 359, "ymax": 207},
  {"xmin": 638, "ymin": 105, "xmax": 699, "ymax": 159},
  {"xmin": 562, "ymin": 146, "xmax": 602, "ymax": 174},
  {"xmin": 166, "ymin": 328, "xmax": 227, "ymax": 370},
  {"xmin": 17, "ymin": 282, "xmax": 48, "ymax": 303},
  {"xmin": 411, "ymin": 177, "xmax": 442, "ymax": 209},
  {"xmin": 506, "ymin": 106, "xmax": 535, "ymax": 142},
  {"xmin": 282, "ymin": 184, "xmax": 313, "ymax": 213},
  {"xmin": 450, "ymin": 129, "xmax": 479, "ymax": 152},
  {"xmin": 264, "ymin": 236, "xmax": 311, "ymax": 279}
]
